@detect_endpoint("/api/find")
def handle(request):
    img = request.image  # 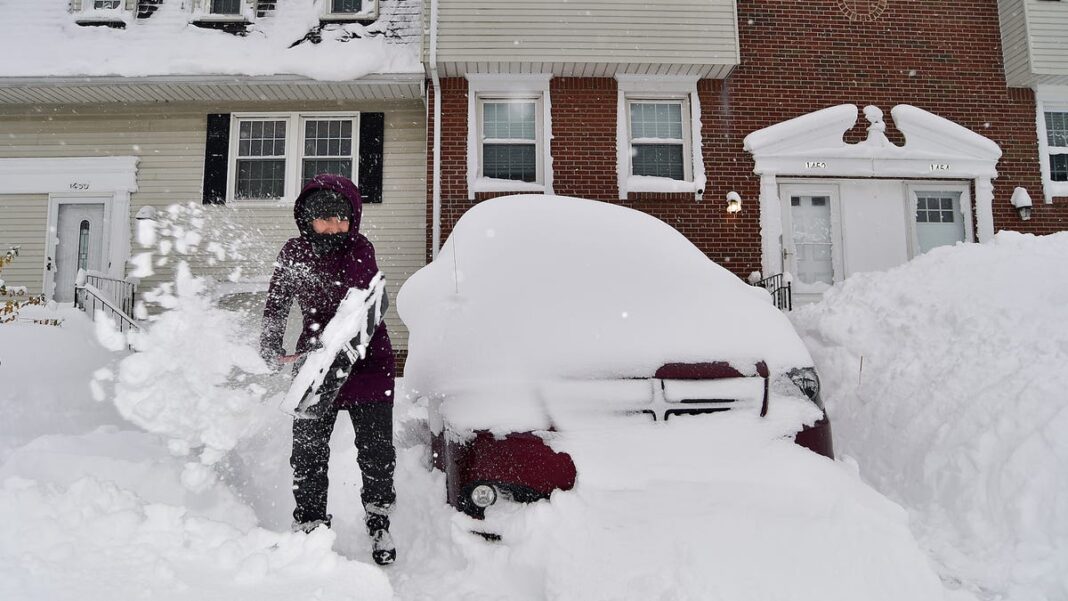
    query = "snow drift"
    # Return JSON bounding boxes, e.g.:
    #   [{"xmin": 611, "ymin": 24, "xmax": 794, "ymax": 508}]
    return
[{"xmin": 793, "ymin": 231, "xmax": 1068, "ymax": 601}]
